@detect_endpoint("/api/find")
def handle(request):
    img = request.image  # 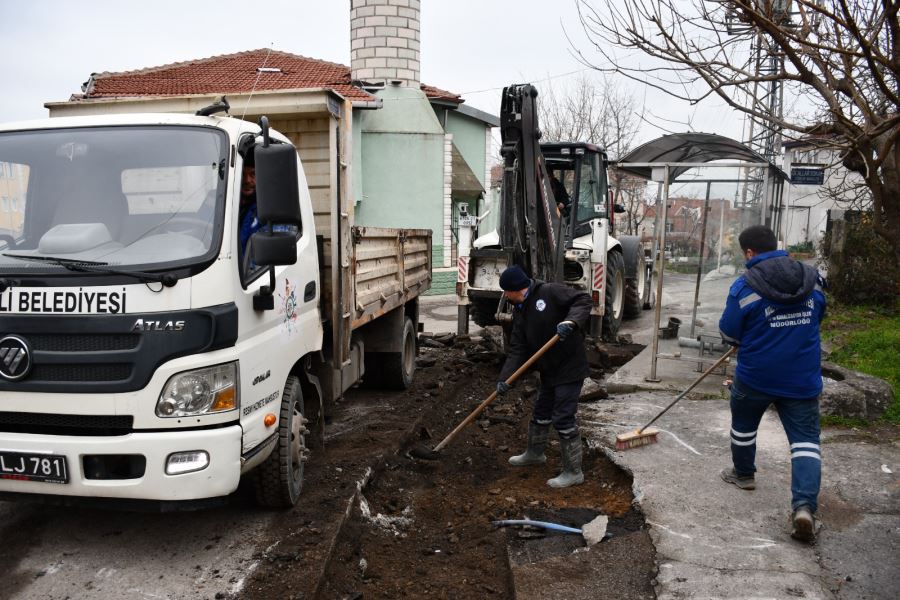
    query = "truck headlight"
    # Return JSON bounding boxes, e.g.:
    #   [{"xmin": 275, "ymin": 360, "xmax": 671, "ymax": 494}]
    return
[{"xmin": 157, "ymin": 362, "xmax": 238, "ymax": 417}]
